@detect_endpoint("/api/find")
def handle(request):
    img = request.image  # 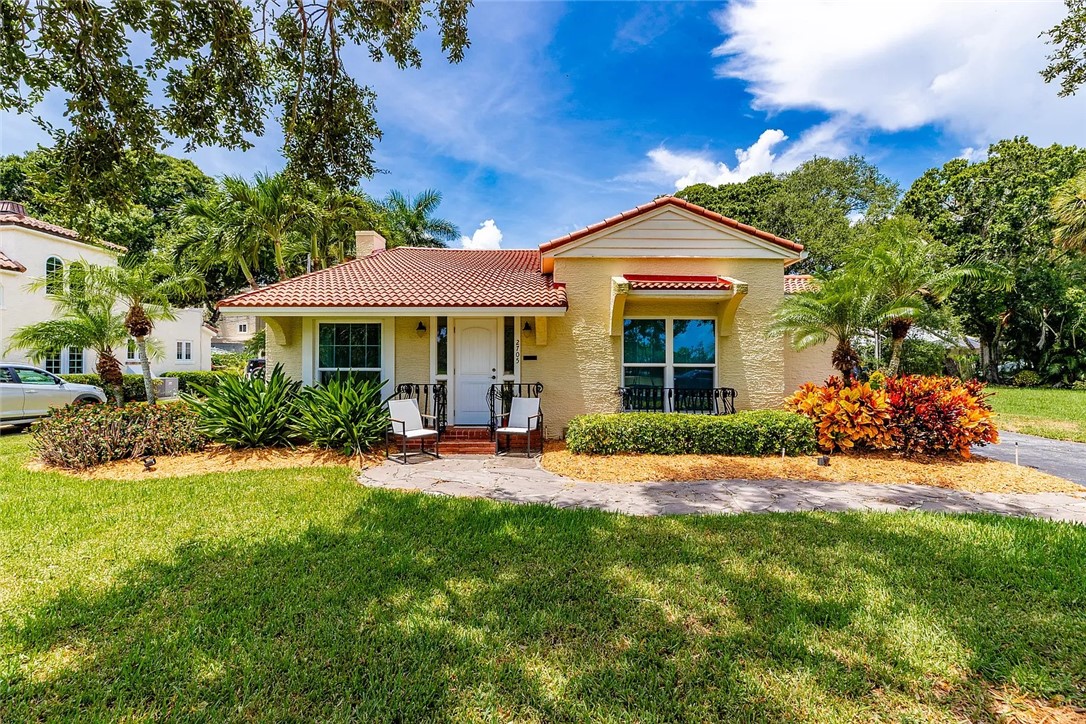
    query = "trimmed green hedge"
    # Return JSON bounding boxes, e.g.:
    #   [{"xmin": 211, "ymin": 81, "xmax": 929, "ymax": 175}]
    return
[
  {"xmin": 566, "ymin": 411, "xmax": 816, "ymax": 456},
  {"xmin": 161, "ymin": 370, "xmax": 234, "ymax": 394},
  {"xmin": 61, "ymin": 373, "xmax": 159, "ymax": 402}
]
